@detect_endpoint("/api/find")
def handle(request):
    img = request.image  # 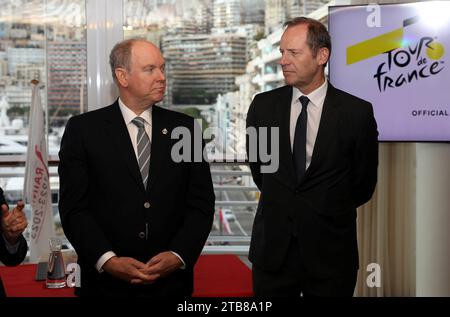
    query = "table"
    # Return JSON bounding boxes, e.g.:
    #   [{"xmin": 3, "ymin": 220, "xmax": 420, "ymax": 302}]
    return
[{"xmin": 0, "ymin": 254, "xmax": 253, "ymax": 297}]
